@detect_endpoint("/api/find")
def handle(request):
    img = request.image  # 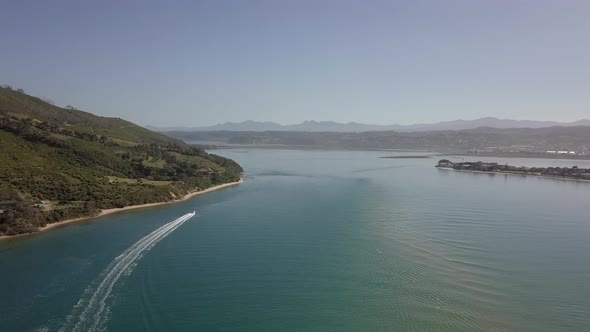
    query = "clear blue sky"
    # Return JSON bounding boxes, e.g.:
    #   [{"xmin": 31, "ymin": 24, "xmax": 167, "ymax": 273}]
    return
[{"xmin": 1, "ymin": 0, "xmax": 589, "ymax": 126}]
